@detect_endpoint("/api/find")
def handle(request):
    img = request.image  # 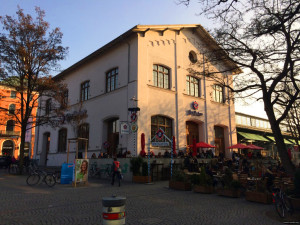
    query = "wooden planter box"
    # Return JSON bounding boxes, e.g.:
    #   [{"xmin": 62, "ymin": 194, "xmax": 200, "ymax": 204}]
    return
[
  {"xmin": 193, "ymin": 185, "xmax": 214, "ymax": 194},
  {"xmin": 217, "ymin": 189, "xmax": 240, "ymax": 198},
  {"xmin": 169, "ymin": 180, "xmax": 192, "ymax": 191},
  {"xmin": 245, "ymin": 191, "xmax": 272, "ymax": 204},
  {"xmin": 288, "ymin": 196, "xmax": 300, "ymax": 210},
  {"xmin": 132, "ymin": 176, "xmax": 152, "ymax": 183}
]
